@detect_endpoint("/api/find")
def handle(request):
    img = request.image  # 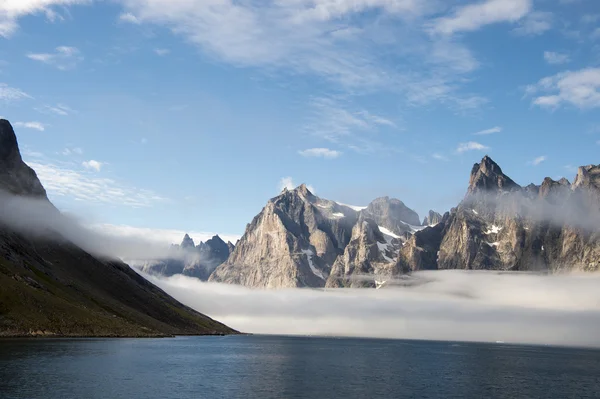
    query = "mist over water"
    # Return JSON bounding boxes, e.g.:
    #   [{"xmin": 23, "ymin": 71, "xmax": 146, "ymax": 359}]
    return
[
  {"xmin": 2, "ymin": 189, "xmax": 600, "ymax": 348},
  {"xmin": 144, "ymin": 271, "xmax": 600, "ymax": 348}
]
